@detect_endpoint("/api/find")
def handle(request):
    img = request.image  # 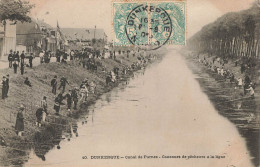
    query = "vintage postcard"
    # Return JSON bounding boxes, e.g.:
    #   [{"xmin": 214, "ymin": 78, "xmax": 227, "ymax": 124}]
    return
[{"xmin": 0, "ymin": 0, "xmax": 259, "ymax": 167}]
